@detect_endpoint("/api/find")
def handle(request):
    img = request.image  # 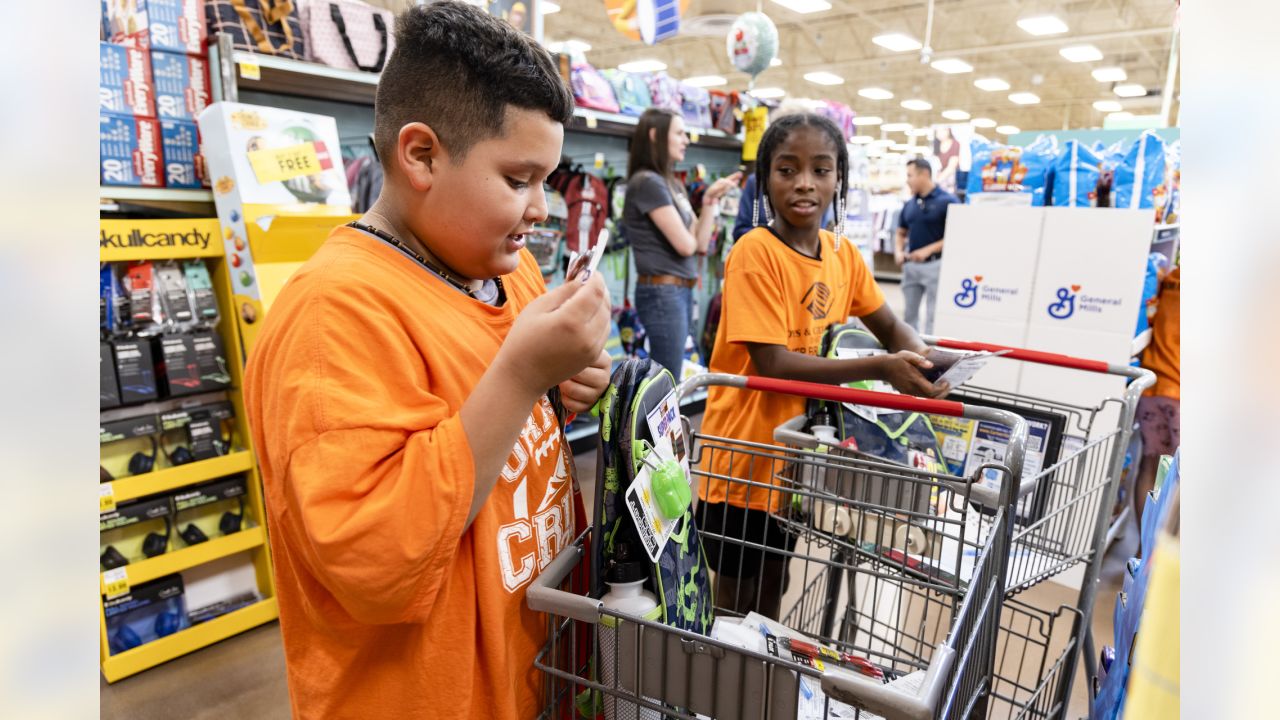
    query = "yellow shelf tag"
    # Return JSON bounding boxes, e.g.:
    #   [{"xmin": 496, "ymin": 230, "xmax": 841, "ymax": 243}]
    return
[
  {"xmin": 103, "ymin": 567, "xmax": 130, "ymax": 599},
  {"xmin": 248, "ymin": 143, "xmax": 323, "ymax": 185},
  {"xmin": 594, "ymin": 152, "xmax": 605, "ymax": 169},
  {"xmin": 239, "ymin": 60, "xmax": 261, "ymax": 81},
  {"xmin": 99, "ymin": 483, "xmax": 116, "ymax": 514},
  {"xmin": 585, "ymin": 114, "xmax": 598, "ymax": 129},
  {"xmin": 690, "ymin": 131, "xmax": 700, "ymax": 144}
]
